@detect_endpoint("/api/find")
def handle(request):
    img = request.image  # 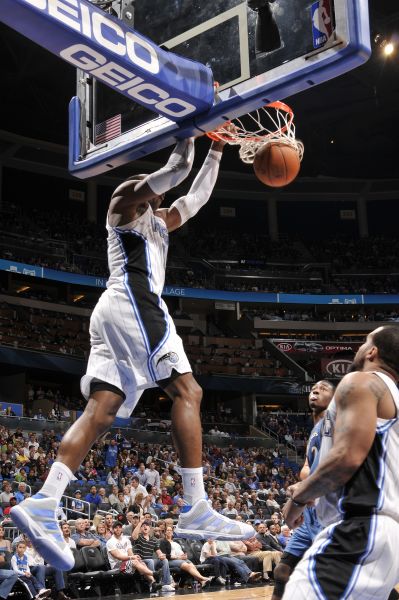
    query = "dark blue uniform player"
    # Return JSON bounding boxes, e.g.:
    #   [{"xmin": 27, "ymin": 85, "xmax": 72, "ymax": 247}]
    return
[{"xmin": 271, "ymin": 380, "xmax": 335, "ymax": 600}]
